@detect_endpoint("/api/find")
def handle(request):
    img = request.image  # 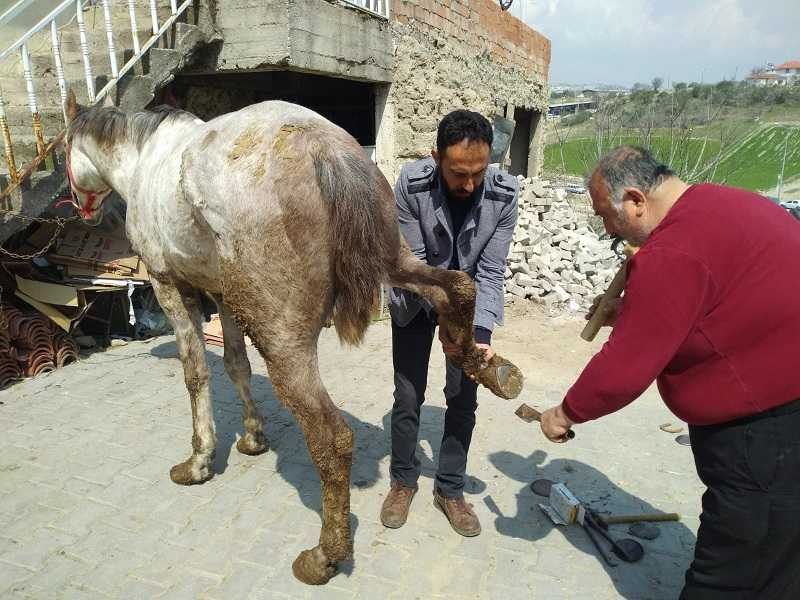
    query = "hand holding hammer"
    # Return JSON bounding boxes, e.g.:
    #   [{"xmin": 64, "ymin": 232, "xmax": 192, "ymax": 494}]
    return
[
  {"xmin": 581, "ymin": 243, "xmax": 639, "ymax": 342},
  {"xmin": 516, "ymin": 403, "xmax": 575, "ymax": 442}
]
